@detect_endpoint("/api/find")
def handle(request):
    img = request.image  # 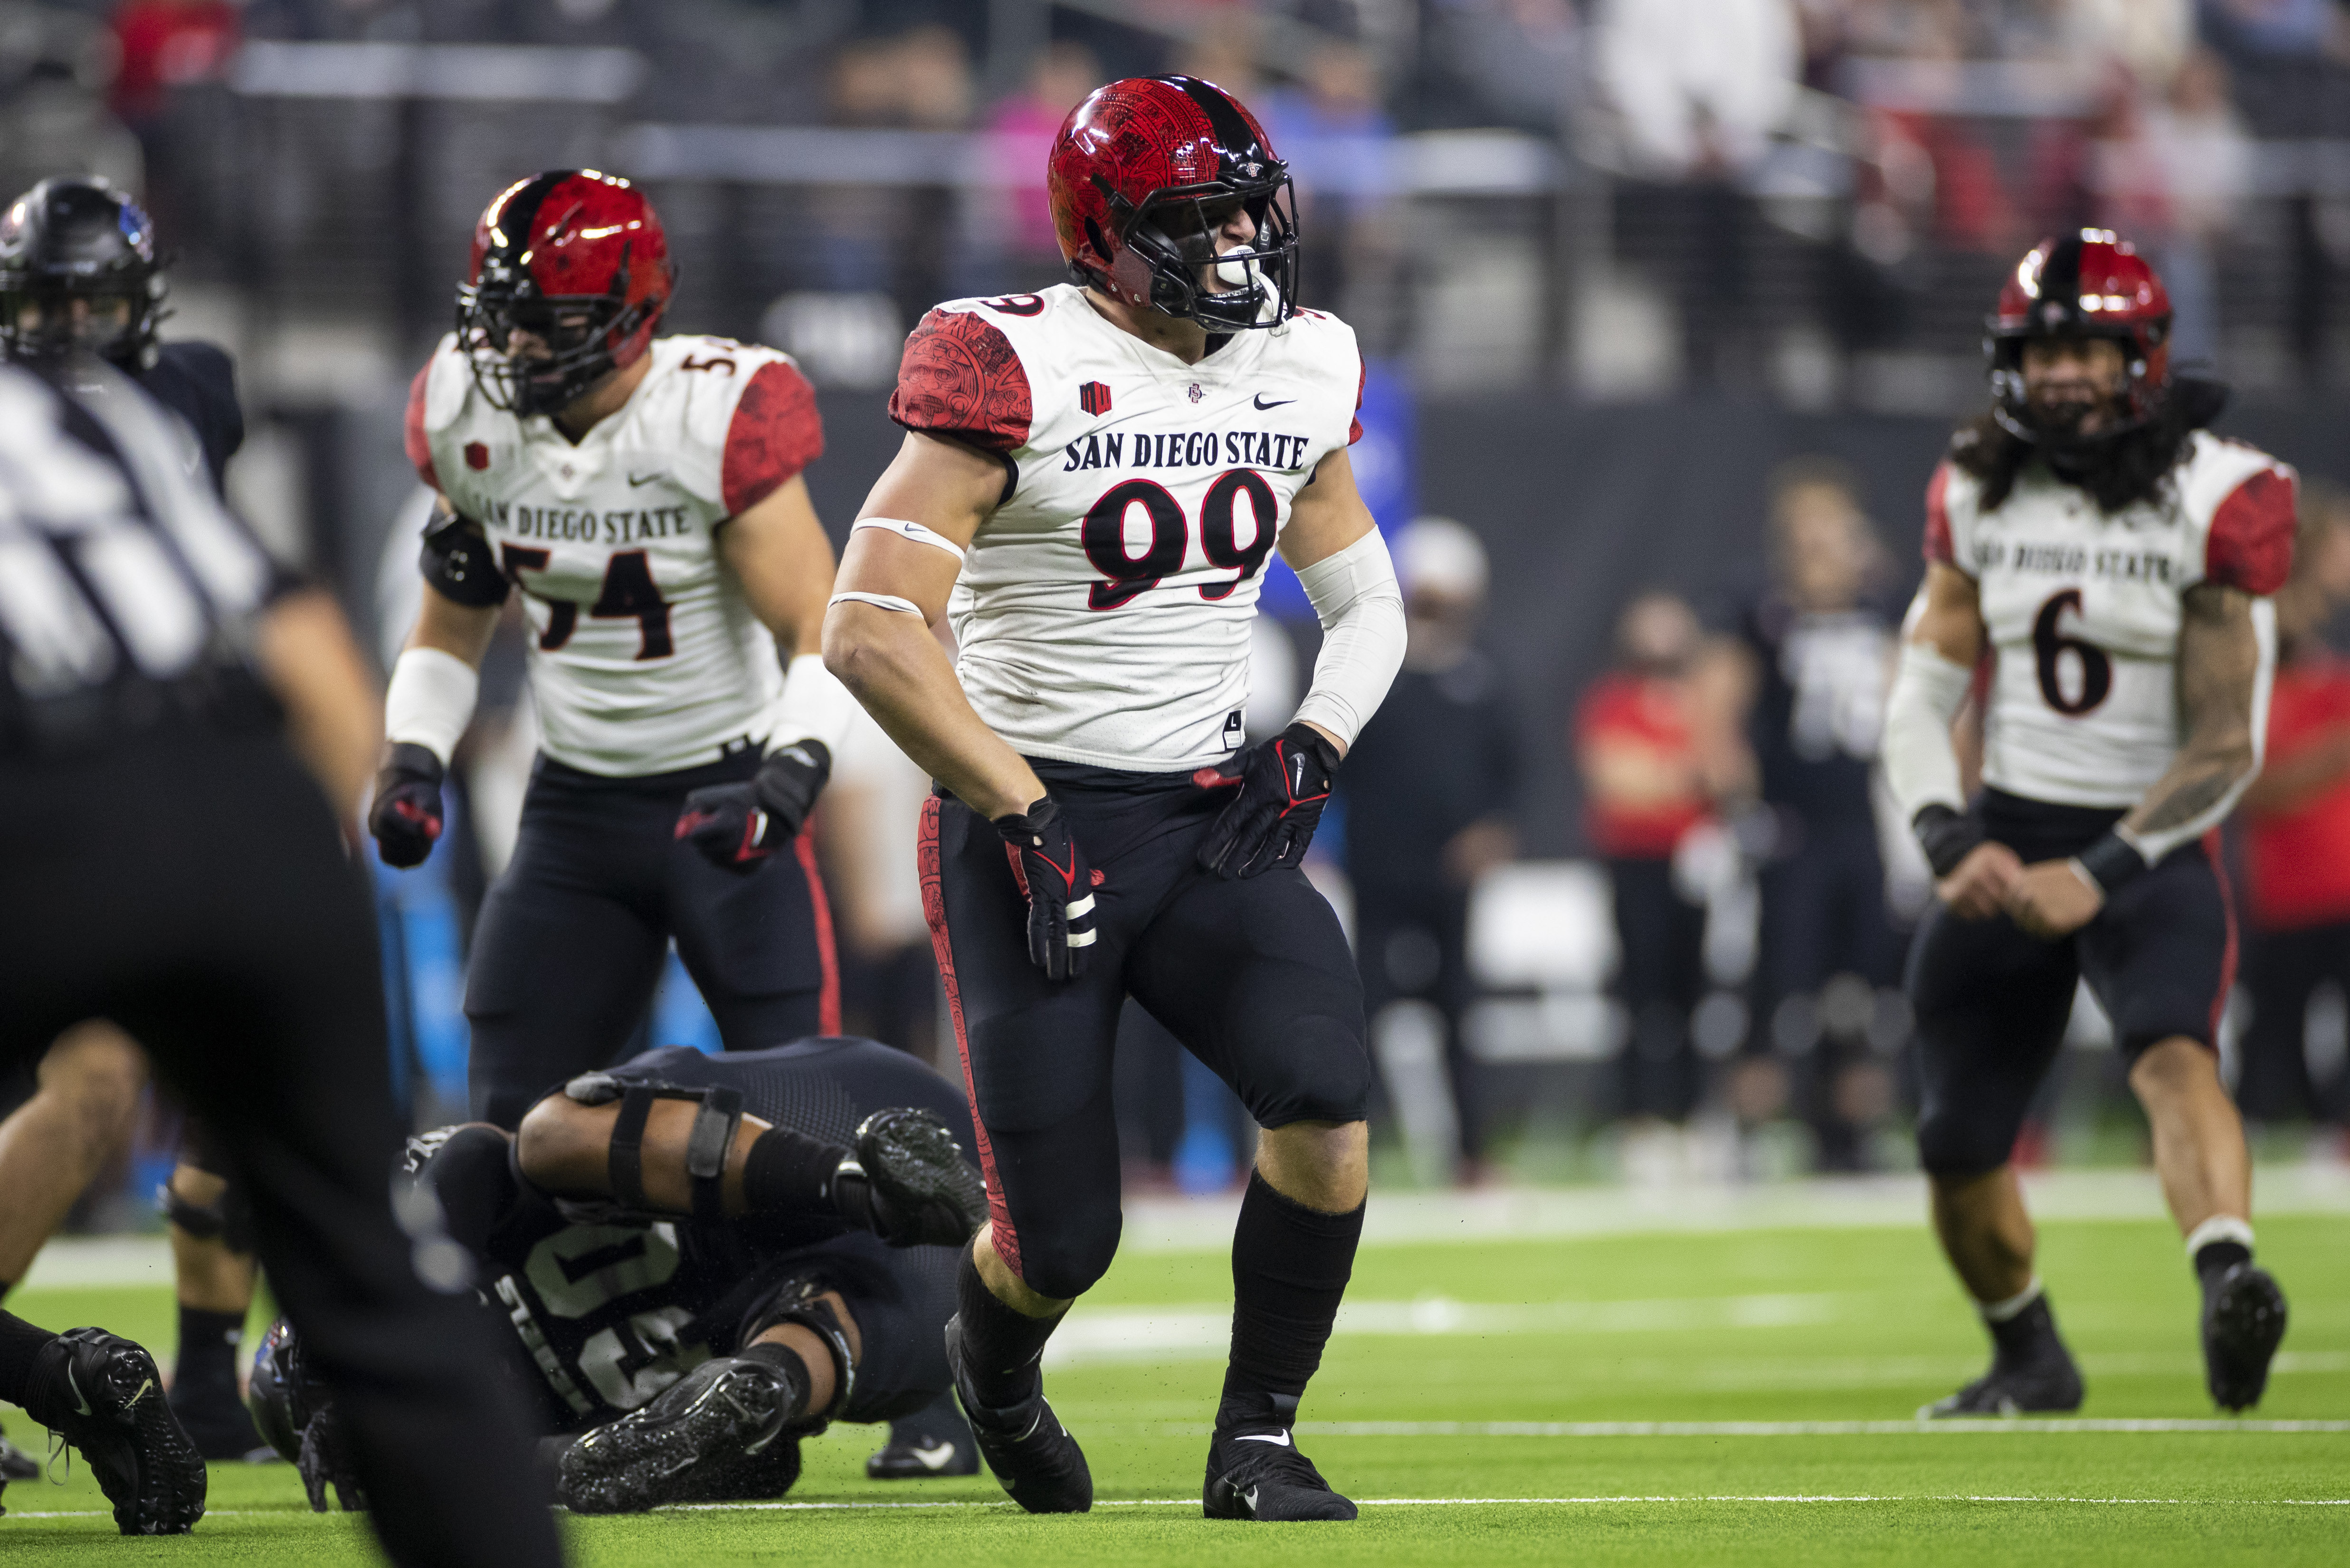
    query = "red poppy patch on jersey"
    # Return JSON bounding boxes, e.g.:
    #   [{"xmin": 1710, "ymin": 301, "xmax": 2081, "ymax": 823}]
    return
[
  {"xmin": 1079, "ymin": 381, "xmax": 1112, "ymax": 416},
  {"xmin": 464, "ymin": 441, "xmax": 490, "ymax": 471}
]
